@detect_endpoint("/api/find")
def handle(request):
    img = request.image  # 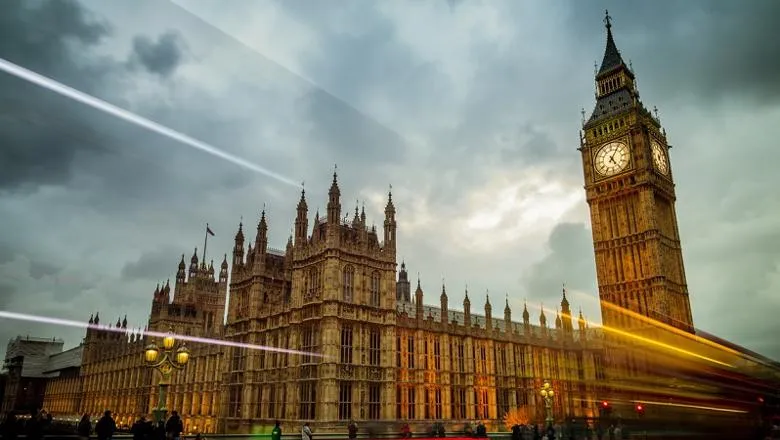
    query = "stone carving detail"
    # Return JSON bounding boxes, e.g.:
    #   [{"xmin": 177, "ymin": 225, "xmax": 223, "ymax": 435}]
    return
[
  {"xmin": 368, "ymin": 368, "xmax": 382, "ymax": 381},
  {"xmin": 340, "ymin": 365, "xmax": 355, "ymax": 379}
]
